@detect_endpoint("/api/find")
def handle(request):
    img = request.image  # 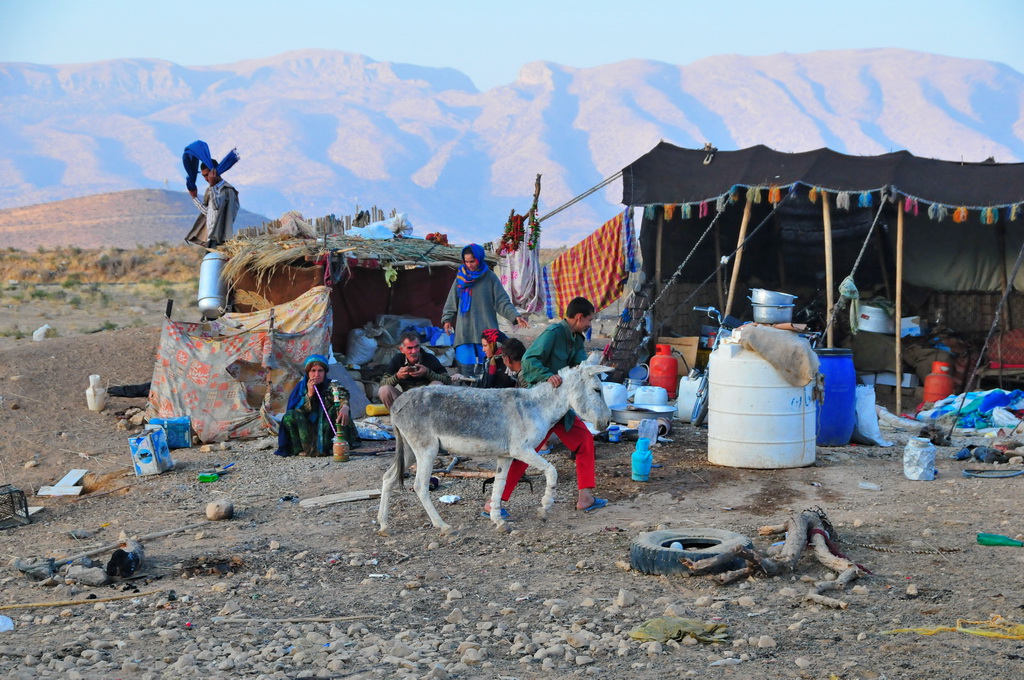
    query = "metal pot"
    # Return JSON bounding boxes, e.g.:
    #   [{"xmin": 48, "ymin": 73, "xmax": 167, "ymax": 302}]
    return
[
  {"xmin": 749, "ymin": 288, "xmax": 798, "ymax": 306},
  {"xmin": 752, "ymin": 303, "xmax": 794, "ymax": 324},
  {"xmin": 609, "ymin": 403, "xmax": 677, "ymax": 425}
]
